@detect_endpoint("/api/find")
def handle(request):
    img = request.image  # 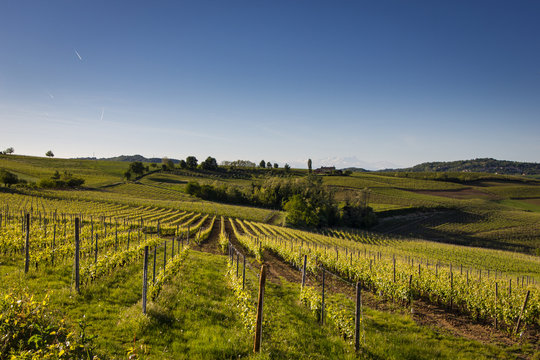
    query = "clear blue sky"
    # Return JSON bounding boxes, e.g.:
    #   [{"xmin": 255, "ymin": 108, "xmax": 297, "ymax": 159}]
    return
[{"xmin": 1, "ymin": 0, "xmax": 539, "ymax": 169}]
